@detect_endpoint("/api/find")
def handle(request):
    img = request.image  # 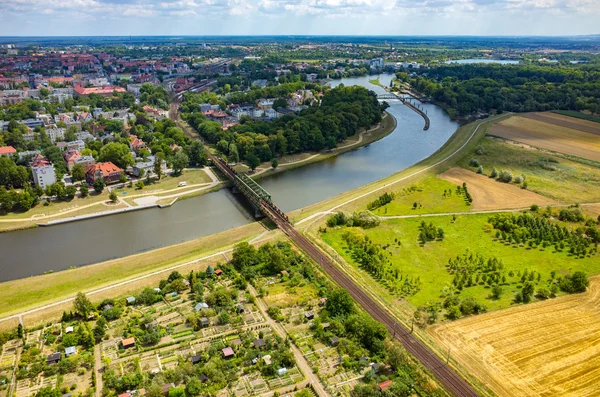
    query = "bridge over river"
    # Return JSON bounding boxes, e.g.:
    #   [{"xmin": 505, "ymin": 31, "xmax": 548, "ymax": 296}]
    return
[
  {"xmin": 211, "ymin": 156, "xmax": 479, "ymax": 397},
  {"xmin": 377, "ymin": 92, "xmax": 431, "ymax": 130}
]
